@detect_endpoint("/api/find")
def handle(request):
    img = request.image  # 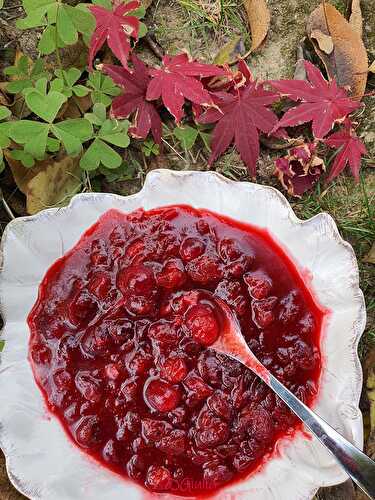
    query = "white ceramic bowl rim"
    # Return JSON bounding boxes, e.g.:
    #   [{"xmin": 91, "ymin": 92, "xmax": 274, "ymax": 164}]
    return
[{"xmin": 0, "ymin": 169, "xmax": 366, "ymax": 500}]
